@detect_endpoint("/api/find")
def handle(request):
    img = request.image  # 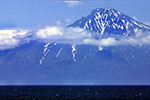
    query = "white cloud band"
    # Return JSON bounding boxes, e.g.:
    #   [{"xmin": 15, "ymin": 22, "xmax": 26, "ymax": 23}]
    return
[
  {"xmin": 35, "ymin": 25, "xmax": 150, "ymax": 47},
  {"xmin": 0, "ymin": 29, "xmax": 29, "ymax": 50},
  {"xmin": 0, "ymin": 25, "xmax": 150, "ymax": 50}
]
